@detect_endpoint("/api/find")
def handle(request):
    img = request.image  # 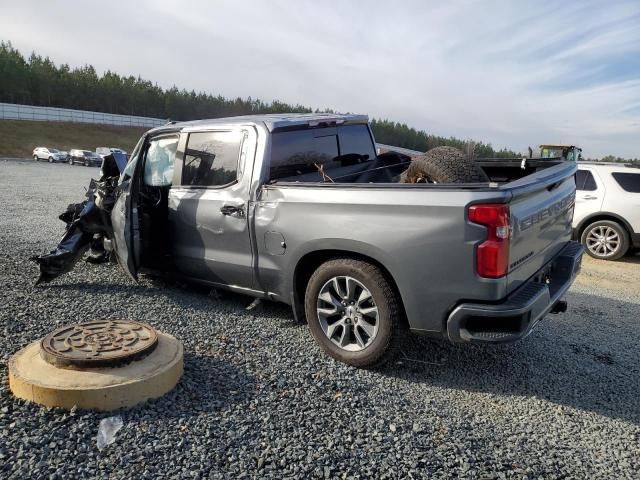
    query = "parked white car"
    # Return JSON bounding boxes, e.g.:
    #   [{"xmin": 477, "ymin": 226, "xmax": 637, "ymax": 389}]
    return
[
  {"xmin": 574, "ymin": 163, "xmax": 640, "ymax": 260},
  {"xmin": 32, "ymin": 147, "xmax": 68, "ymax": 163},
  {"xmin": 96, "ymin": 147, "xmax": 127, "ymax": 158}
]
